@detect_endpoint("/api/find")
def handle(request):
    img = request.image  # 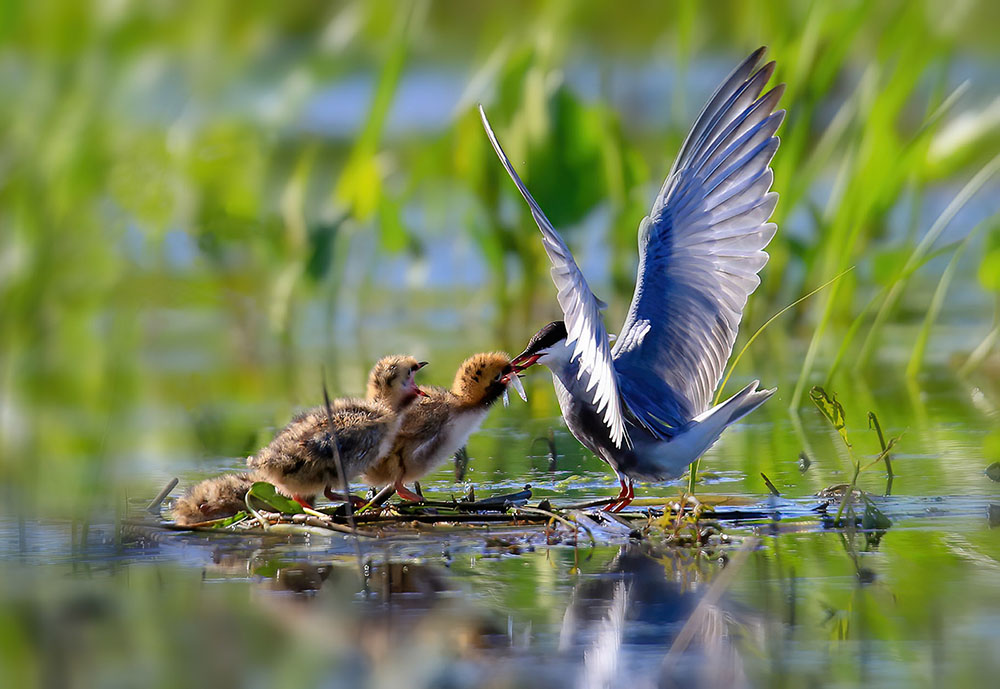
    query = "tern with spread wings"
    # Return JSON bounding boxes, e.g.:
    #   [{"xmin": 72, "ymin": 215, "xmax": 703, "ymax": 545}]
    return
[{"xmin": 481, "ymin": 48, "xmax": 783, "ymax": 511}]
